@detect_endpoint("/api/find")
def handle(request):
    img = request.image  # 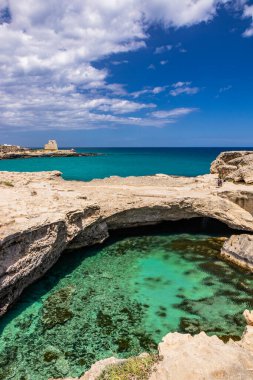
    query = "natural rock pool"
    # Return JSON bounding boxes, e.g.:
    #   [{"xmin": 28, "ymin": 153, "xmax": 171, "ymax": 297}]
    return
[{"xmin": 0, "ymin": 231, "xmax": 253, "ymax": 380}]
